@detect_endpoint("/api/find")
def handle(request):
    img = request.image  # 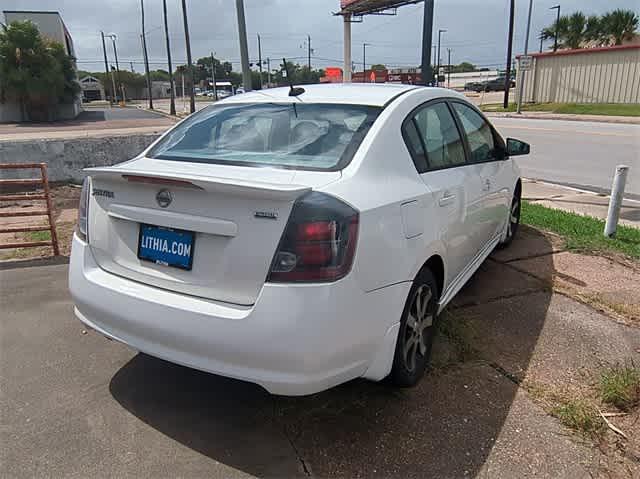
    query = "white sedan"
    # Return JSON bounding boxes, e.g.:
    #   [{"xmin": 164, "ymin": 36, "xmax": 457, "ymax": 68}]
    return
[{"xmin": 69, "ymin": 83, "xmax": 529, "ymax": 395}]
